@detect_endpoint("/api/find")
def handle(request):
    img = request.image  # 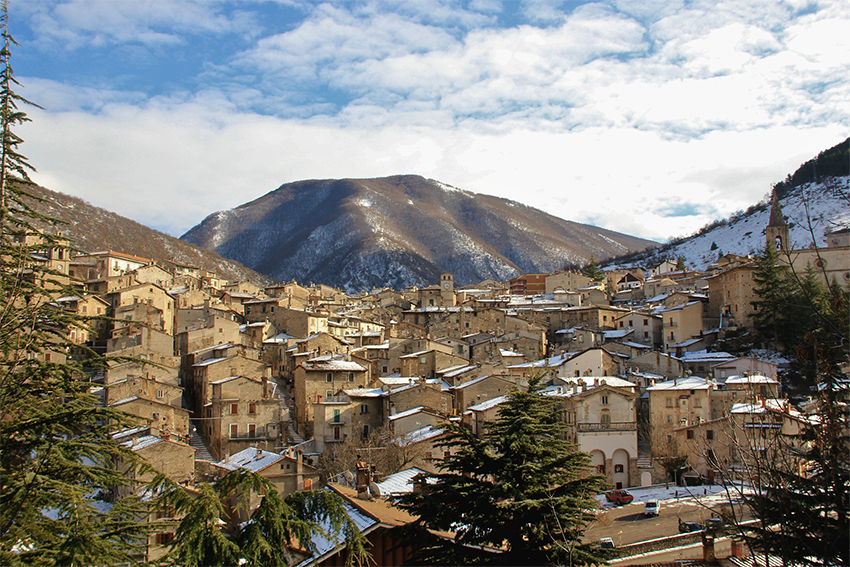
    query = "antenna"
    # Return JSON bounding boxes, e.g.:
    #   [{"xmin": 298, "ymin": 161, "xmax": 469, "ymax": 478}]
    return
[{"xmin": 368, "ymin": 481, "xmax": 382, "ymax": 498}]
